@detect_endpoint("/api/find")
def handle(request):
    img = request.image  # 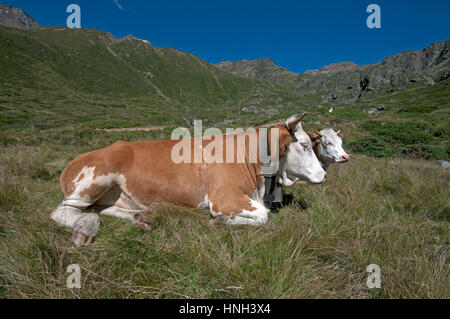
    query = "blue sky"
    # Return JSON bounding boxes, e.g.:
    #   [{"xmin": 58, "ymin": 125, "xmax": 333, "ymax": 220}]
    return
[{"xmin": 3, "ymin": 0, "xmax": 450, "ymax": 73}]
